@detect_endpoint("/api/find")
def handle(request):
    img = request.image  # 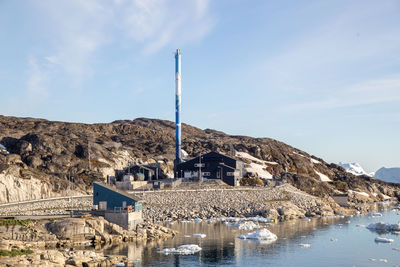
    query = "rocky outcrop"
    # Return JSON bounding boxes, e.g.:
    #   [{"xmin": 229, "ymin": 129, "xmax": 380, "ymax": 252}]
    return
[{"xmin": 0, "ymin": 115, "xmax": 399, "ymax": 204}]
